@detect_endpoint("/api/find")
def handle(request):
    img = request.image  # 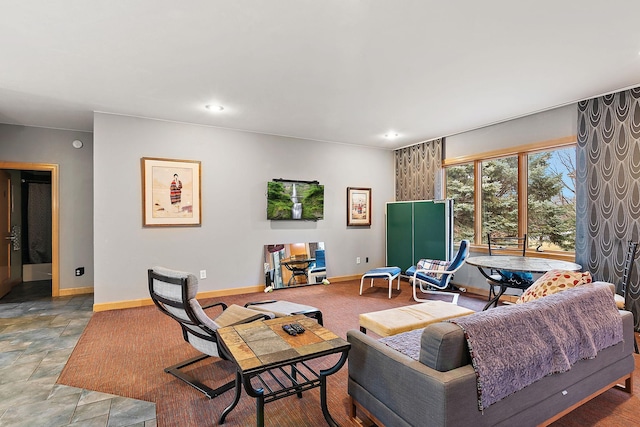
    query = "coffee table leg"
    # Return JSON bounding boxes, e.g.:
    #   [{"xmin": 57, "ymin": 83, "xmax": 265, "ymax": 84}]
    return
[
  {"xmin": 291, "ymin": 364, "xmax": 303, "ymax": 398},
  {"xmin": 242, "ymin": 375, "xmax": 265, "ymax": 427},
  {"xmin": 219, "ymin": 371, "xmax": 242, "ymax": 424},
  {"xmin": 320, "ymin": 350, "xmax": 349, "ymax": 427},
  {"xmin": 256, "ymin": 394, "xmax": 265, "ymax": 427}
]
